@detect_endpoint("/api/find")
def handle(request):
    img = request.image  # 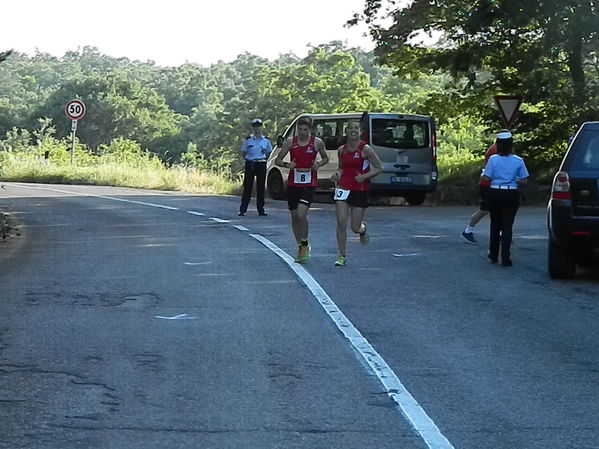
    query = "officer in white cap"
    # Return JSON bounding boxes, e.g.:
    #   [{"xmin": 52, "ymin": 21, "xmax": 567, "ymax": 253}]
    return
[
  {"xmin": 238, "ymin": 118, "xmax": 272, "ymax": 216},
  {"xmin": 481, "ymin": 130, "xmax": 529, "ymax": 266}
]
